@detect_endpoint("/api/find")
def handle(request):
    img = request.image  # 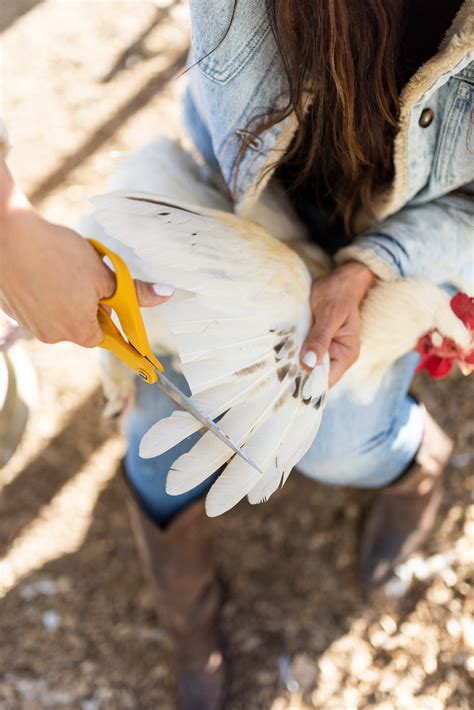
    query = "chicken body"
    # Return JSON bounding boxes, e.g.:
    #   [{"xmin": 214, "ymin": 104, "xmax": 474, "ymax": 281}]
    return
[{"xmin": 88, "ymin": 139, "xmax": 472, "ymax": 516}]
